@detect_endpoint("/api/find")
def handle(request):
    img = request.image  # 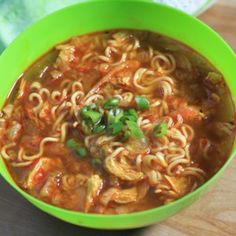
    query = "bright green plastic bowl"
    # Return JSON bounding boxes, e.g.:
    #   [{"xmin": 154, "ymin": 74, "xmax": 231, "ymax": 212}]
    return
[{"xmin": 0, "ymin": 0, "xmax": 236, "ymax": 229}]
